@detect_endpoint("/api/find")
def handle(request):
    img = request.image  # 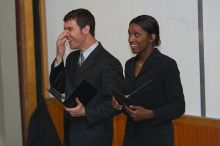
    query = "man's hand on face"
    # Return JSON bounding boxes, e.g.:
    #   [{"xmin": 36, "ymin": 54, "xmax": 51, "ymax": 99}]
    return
[{"xmin": 56, "ymin": 31, "xmax": 67, "ymax": 64}]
